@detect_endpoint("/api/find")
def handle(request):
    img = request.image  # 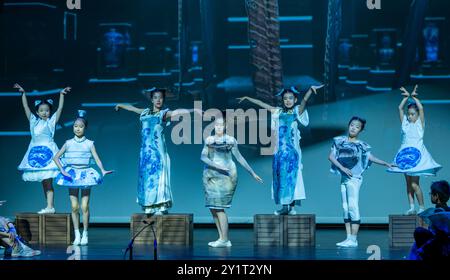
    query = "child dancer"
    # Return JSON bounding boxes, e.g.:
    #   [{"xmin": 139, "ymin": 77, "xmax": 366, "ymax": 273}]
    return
[
  {"xmin": 201, "ymin": 111, "xmax": 263, "ymax": 247},
  {"xmin": 115, "ymin": 88, "xmax": 202, "ymax": 215},
  {"xmin": 237, "ymin": 85, "xmax": 323, "ymax": 215},
  {"xmin": 388, "ymin": 85, "xmax": 442, "ymax": 215},
  {"xmin": 328, "ymin": 116, "xmax": 394, "ymax": 248},
  {"xmin": 15, "ymin": 83, "xmax": 71, "ymax": 214},
  {"xmin": 53, "ymin": 110, "xmax": 112, "ymax": 245},
  {"xmin": 1, "ymin": 201, "xmax": 41, "ymax": 258}
]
